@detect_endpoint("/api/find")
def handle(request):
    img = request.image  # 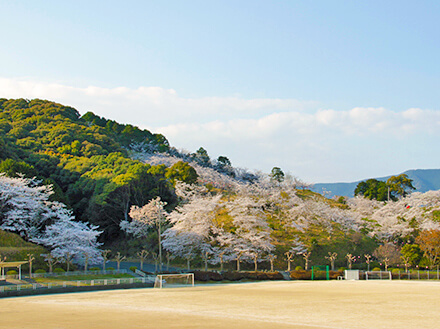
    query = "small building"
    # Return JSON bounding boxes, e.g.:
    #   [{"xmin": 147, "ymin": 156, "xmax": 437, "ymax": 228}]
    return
[{"xmin": 0, "ymin": 261, "xmax": 29, "ymax": 280}]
